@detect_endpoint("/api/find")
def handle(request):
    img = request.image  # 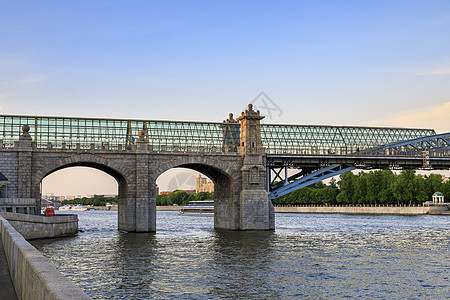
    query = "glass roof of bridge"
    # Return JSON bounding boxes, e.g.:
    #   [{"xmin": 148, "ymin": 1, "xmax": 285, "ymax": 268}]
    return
[
  {"xmin": 261, "ymin": 124, "xmax": 436, "ymax": 154},
  {"xmin": 0, "ymin": 115, "xmax": 436, "ymax": 154}
]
